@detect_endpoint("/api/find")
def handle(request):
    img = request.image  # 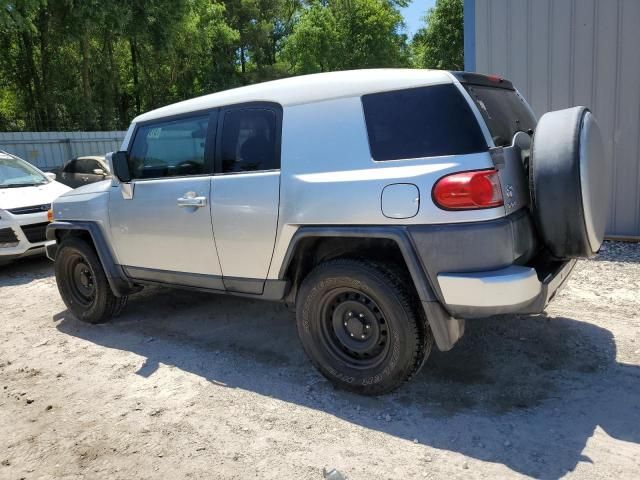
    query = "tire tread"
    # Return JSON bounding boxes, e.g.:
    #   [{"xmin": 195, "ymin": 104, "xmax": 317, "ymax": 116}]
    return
[
  {"xmin": 297, "ymin": 258, "xmax": 433, "ymax": 395},
  {"xmin": 55, "ymin": 237, "xmax": 127, "ymax": 324}
]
